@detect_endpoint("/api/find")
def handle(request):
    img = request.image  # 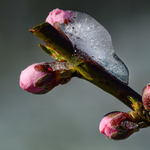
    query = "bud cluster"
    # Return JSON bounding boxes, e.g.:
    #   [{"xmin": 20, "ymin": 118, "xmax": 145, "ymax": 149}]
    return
[
  {"xmin": 99, "ymin": 83, "xmax": 150, "ymax": 140},
  {"xmin": 20, "ymin": 8, "xmax": 150, "ymax": 141},
  {"xmin": 20, "ymin": 9, "xmax": 74, "ymax": 94}
]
